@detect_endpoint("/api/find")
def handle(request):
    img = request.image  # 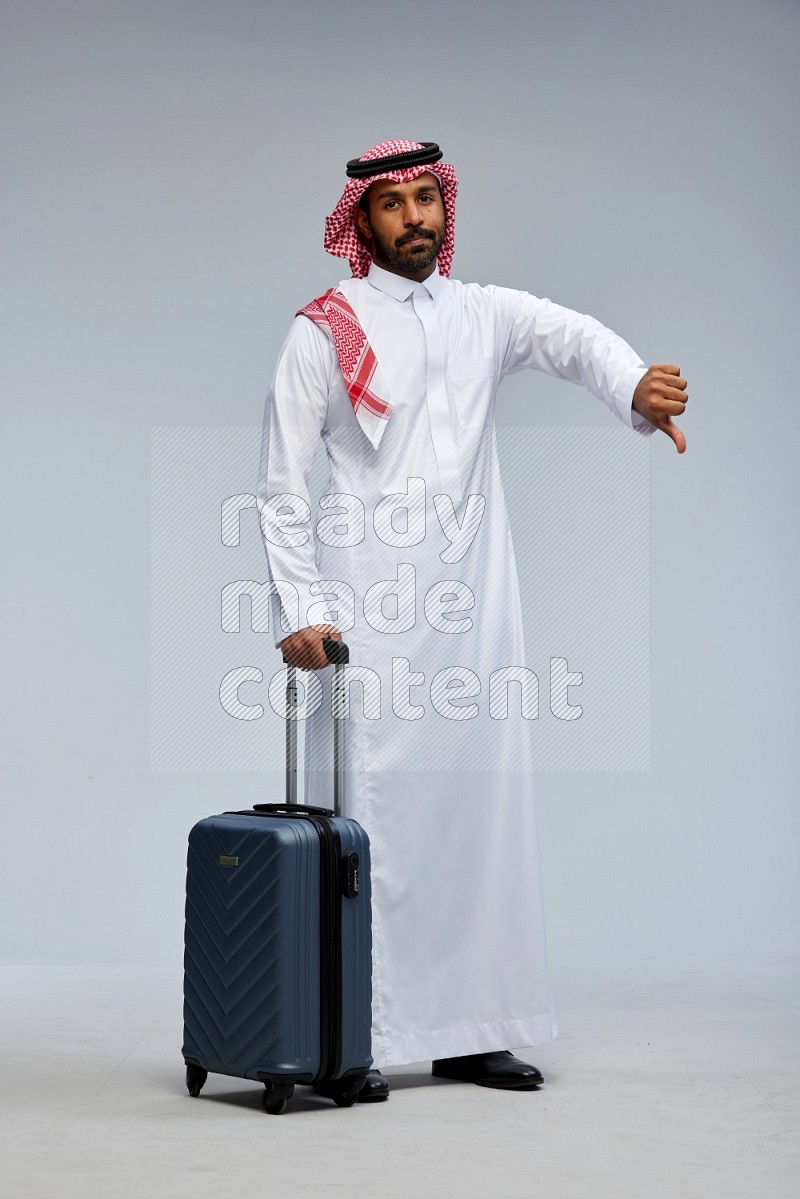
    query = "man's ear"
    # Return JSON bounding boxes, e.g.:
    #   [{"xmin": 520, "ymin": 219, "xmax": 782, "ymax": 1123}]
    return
[{"xmin": 354, "ymin": 205, "xmax": 372, "ymax": 242}]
